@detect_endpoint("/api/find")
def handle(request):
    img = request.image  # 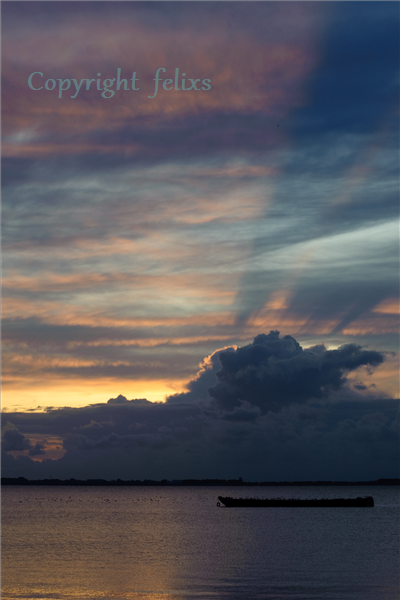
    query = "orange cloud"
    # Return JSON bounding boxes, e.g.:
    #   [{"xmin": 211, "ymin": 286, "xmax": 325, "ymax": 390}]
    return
[
  {"xmin": 2, "ymin": 142, "xmax": 140, "ymax": 158},
  {"xmin": 3, "ymin": 8, "xmax": 318, "ymax": 153},
  {"xmin": 346, "ymin": 355, "xmax": 399, "ymax": 399},
  {"xmin": 342, "ymin": 315, "xmax": 399, "ymax": 336},
  {"xmin": 264, "ymin": 289, "xmax": 292, "ymax": 310},
  {"xmin": 373, "ymin": 299, "xmax": 399, "ymax": 315},
  {"xmin": 2, "ymin": 271, "xmax": 238, "ymax": 308},
  {"xmin": 7, "ymin": 435, "xmax": 66, "ymax": 462}
]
